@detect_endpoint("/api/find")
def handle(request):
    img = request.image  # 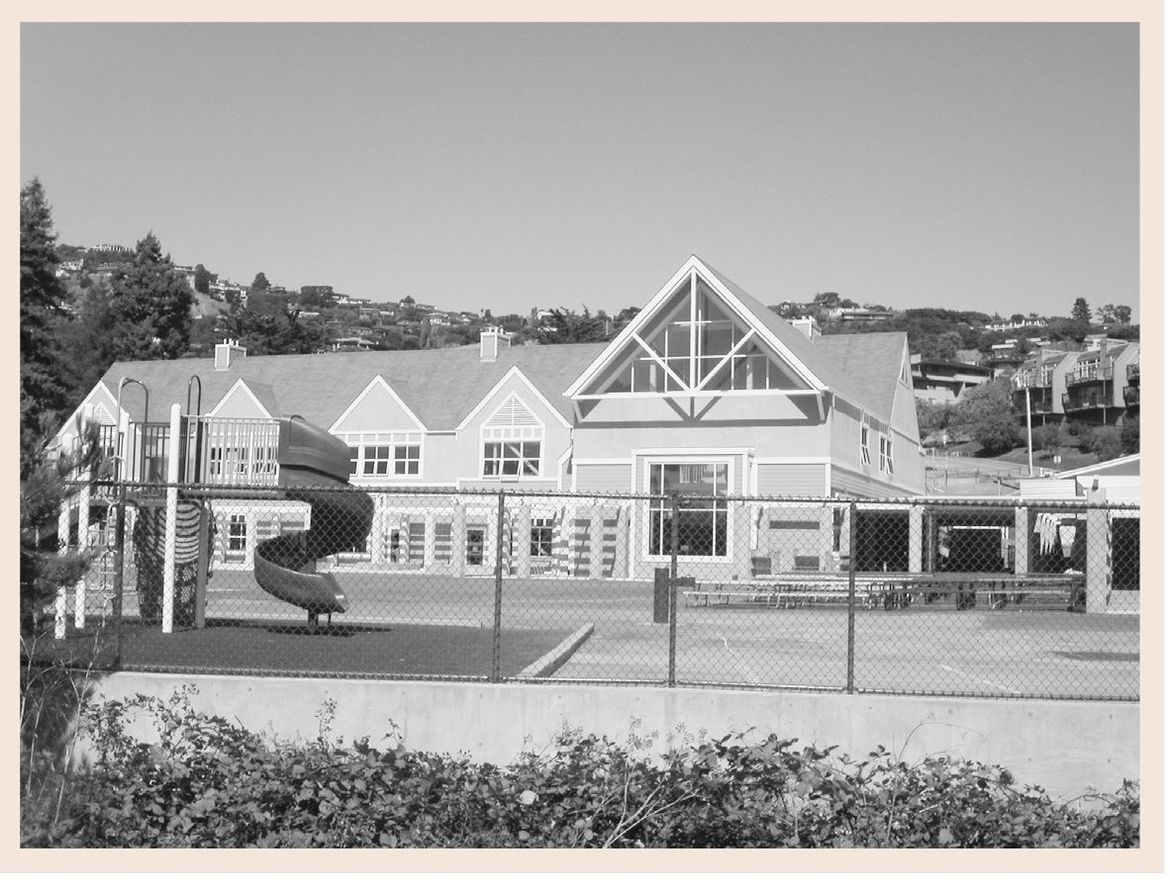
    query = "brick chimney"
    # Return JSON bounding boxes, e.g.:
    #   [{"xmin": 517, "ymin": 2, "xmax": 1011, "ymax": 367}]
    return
[
  {"xmin": 480, "ymin": 325, "xmax": 511, "ymax": 361},
  {"xmin": 214, "ymin": 339, "xmax": 247, "ymax": 370}
]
